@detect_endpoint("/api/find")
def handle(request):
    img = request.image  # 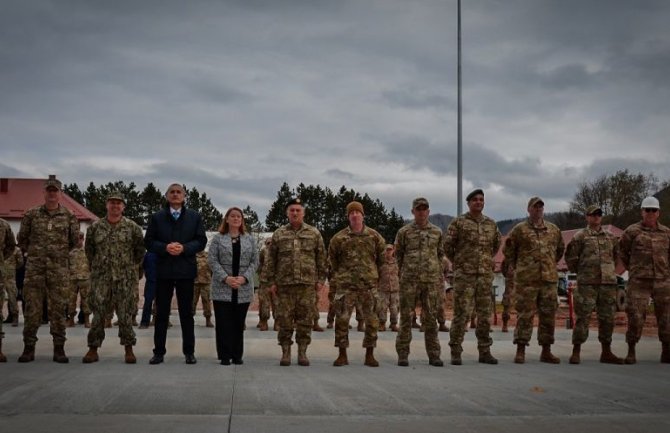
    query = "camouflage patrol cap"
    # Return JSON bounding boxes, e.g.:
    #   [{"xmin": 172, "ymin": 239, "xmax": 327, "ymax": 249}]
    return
[
  {"xmin": 44, "ymin": 175, "xmax": 62, "ymax": 190},
  {"xmin": 585, "ymin": 205, "xmax": 602, "ymax": 215},
  {"xmin": 412, "ymin": 197, "xmax": 429, "ymax": 209},
  {"xmin": 106, "ymin": 190, "xmax": 126, "ymax": 203},
  {"xmin": 466, "ymin": 188, "xmax": 484, "ymax": 202},
  {"xmin": 527, "ymin": 196, "xmax": 544, "ymax": 208},
  {"xmin": 285, "ymin": 197, "xmax": 304, "ymax": 210},
  {"xmin": 346, "ymin": 201, "xmax": 364, "ymax": 215}
]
